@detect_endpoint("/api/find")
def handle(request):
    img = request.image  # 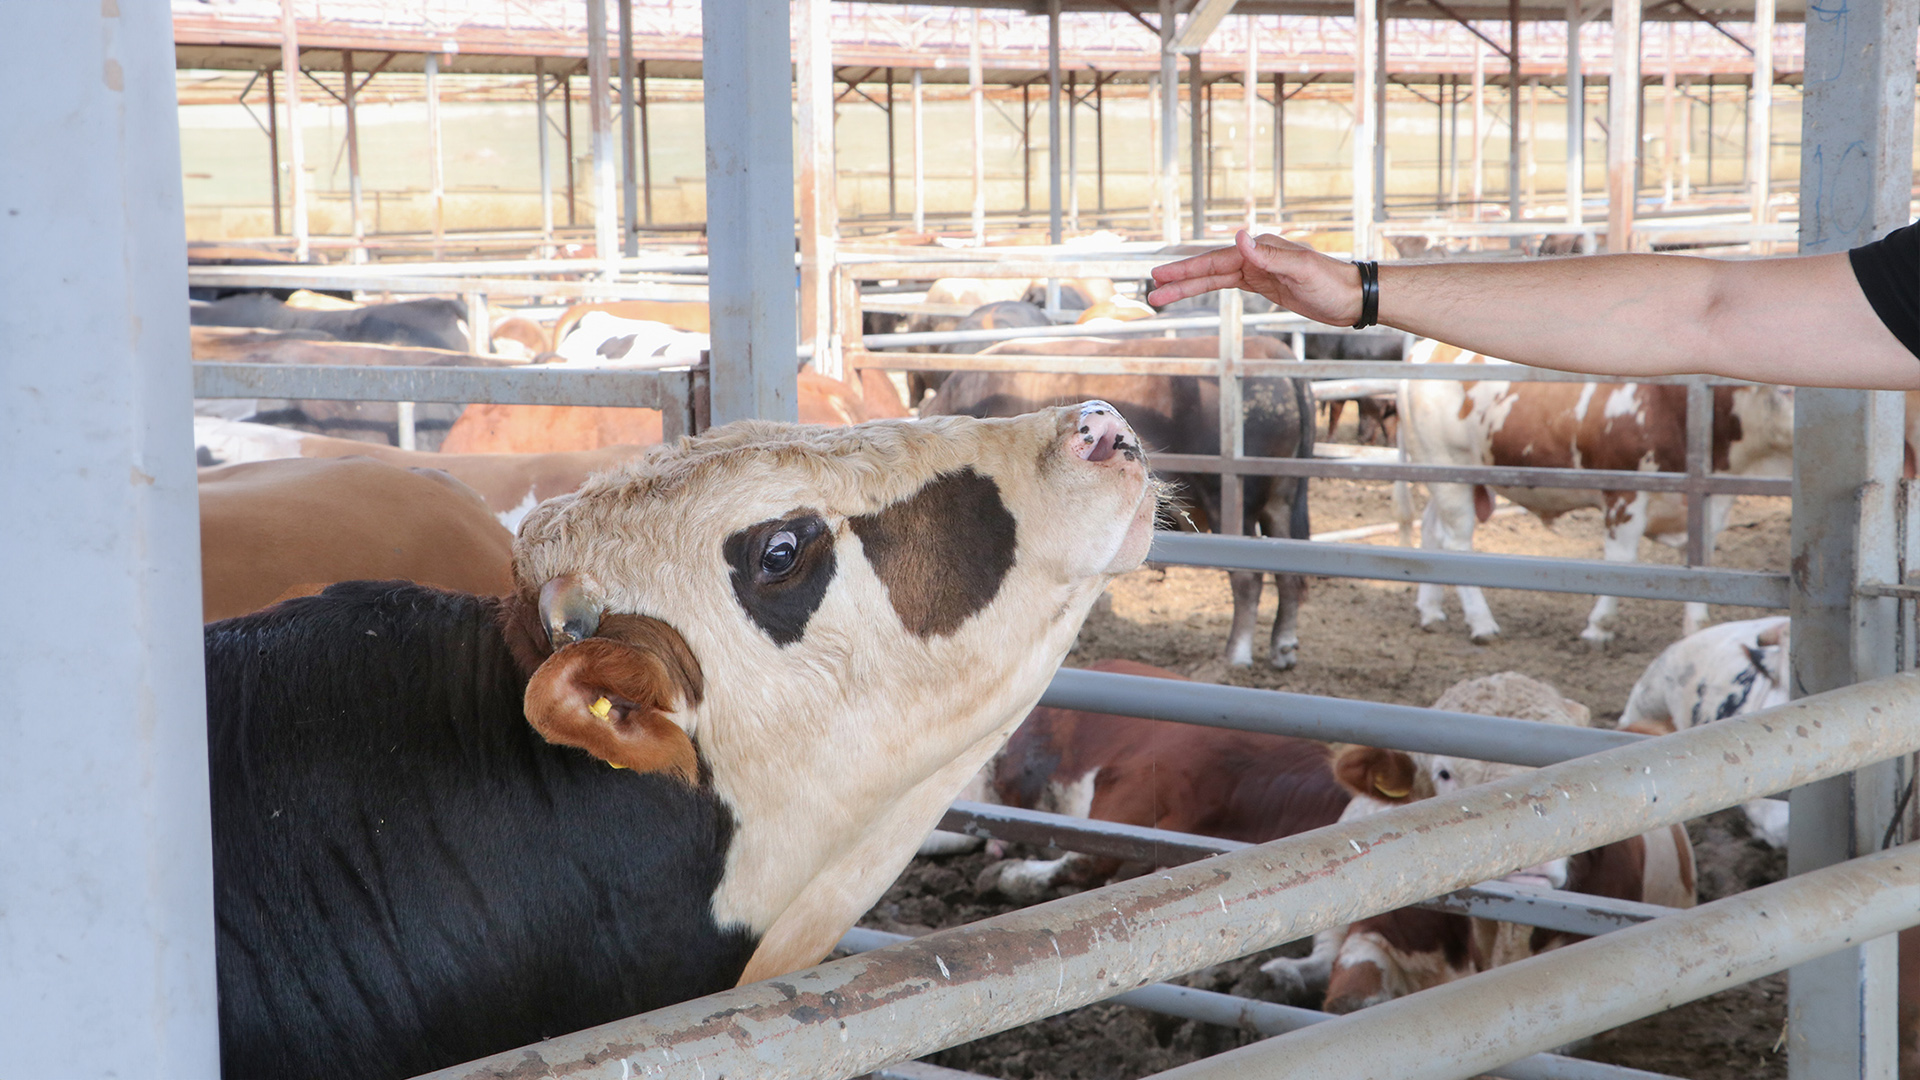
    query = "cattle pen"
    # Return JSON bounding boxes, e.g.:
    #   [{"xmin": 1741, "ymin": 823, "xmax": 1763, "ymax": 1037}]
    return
[{"xmin": 9, "ymin": 4, "xmax": 1920, "ymax": 1080}]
